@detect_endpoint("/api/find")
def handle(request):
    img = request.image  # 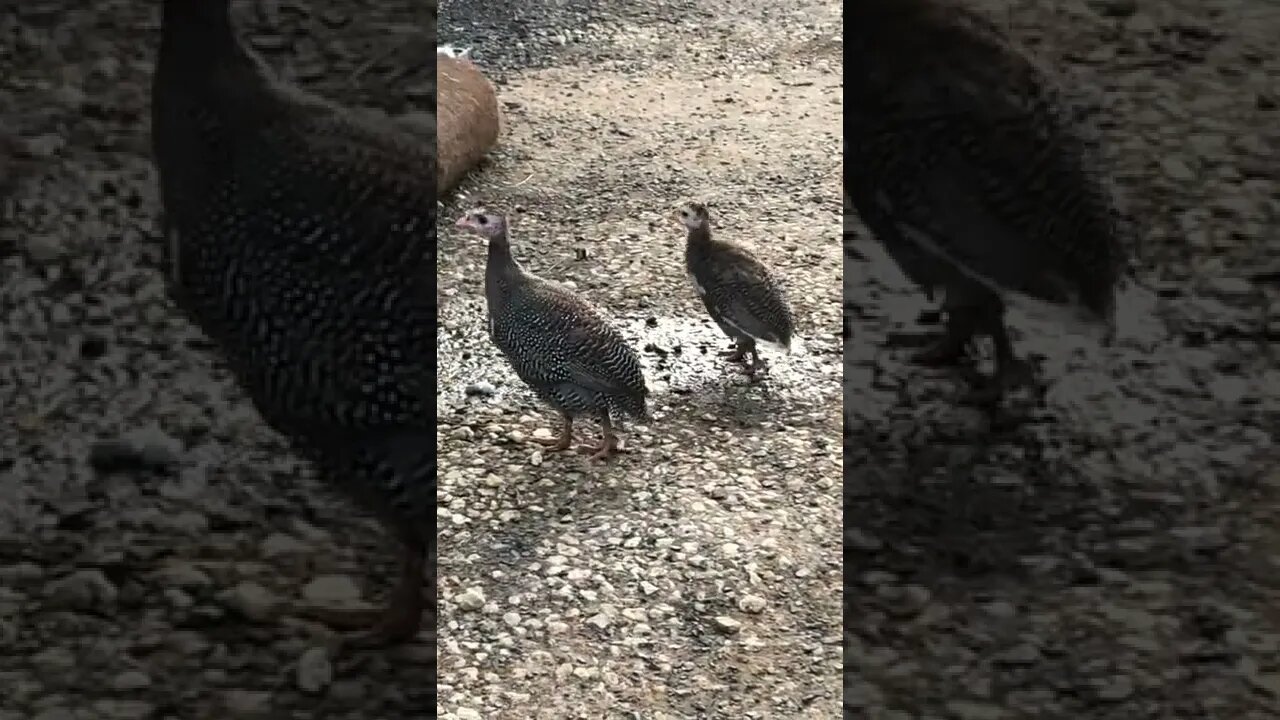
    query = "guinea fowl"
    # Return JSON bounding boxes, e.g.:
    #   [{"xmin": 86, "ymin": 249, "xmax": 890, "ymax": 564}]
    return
[
  {"xmin": 680, "ymin": 203, "xmax": 797, "ymax": 378},
  {"xmin": 845, "ymin": 0, "xmax": 1130, "ymax": 403},
  {"xmin": 151, "ymin": 0, "xmax": 435, "ymax": 645},
  {"xmin": 454, "ymin": 211, "xmax": 648, "ymax": 461}
]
